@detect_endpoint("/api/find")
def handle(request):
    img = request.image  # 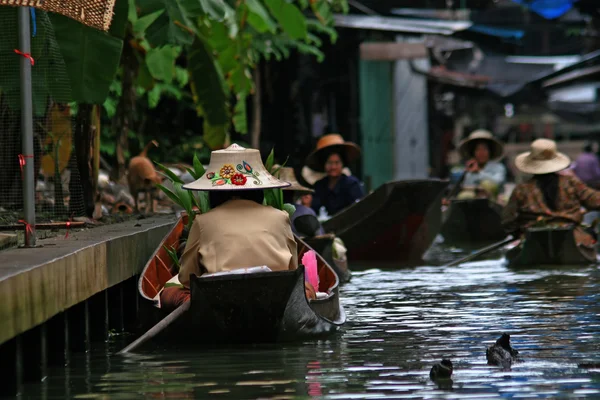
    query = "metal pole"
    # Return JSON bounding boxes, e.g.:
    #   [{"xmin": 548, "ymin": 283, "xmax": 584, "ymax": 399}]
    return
[{"xmin": 18, "ymin": 7, "xmax": 36, "ymax": 246}]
